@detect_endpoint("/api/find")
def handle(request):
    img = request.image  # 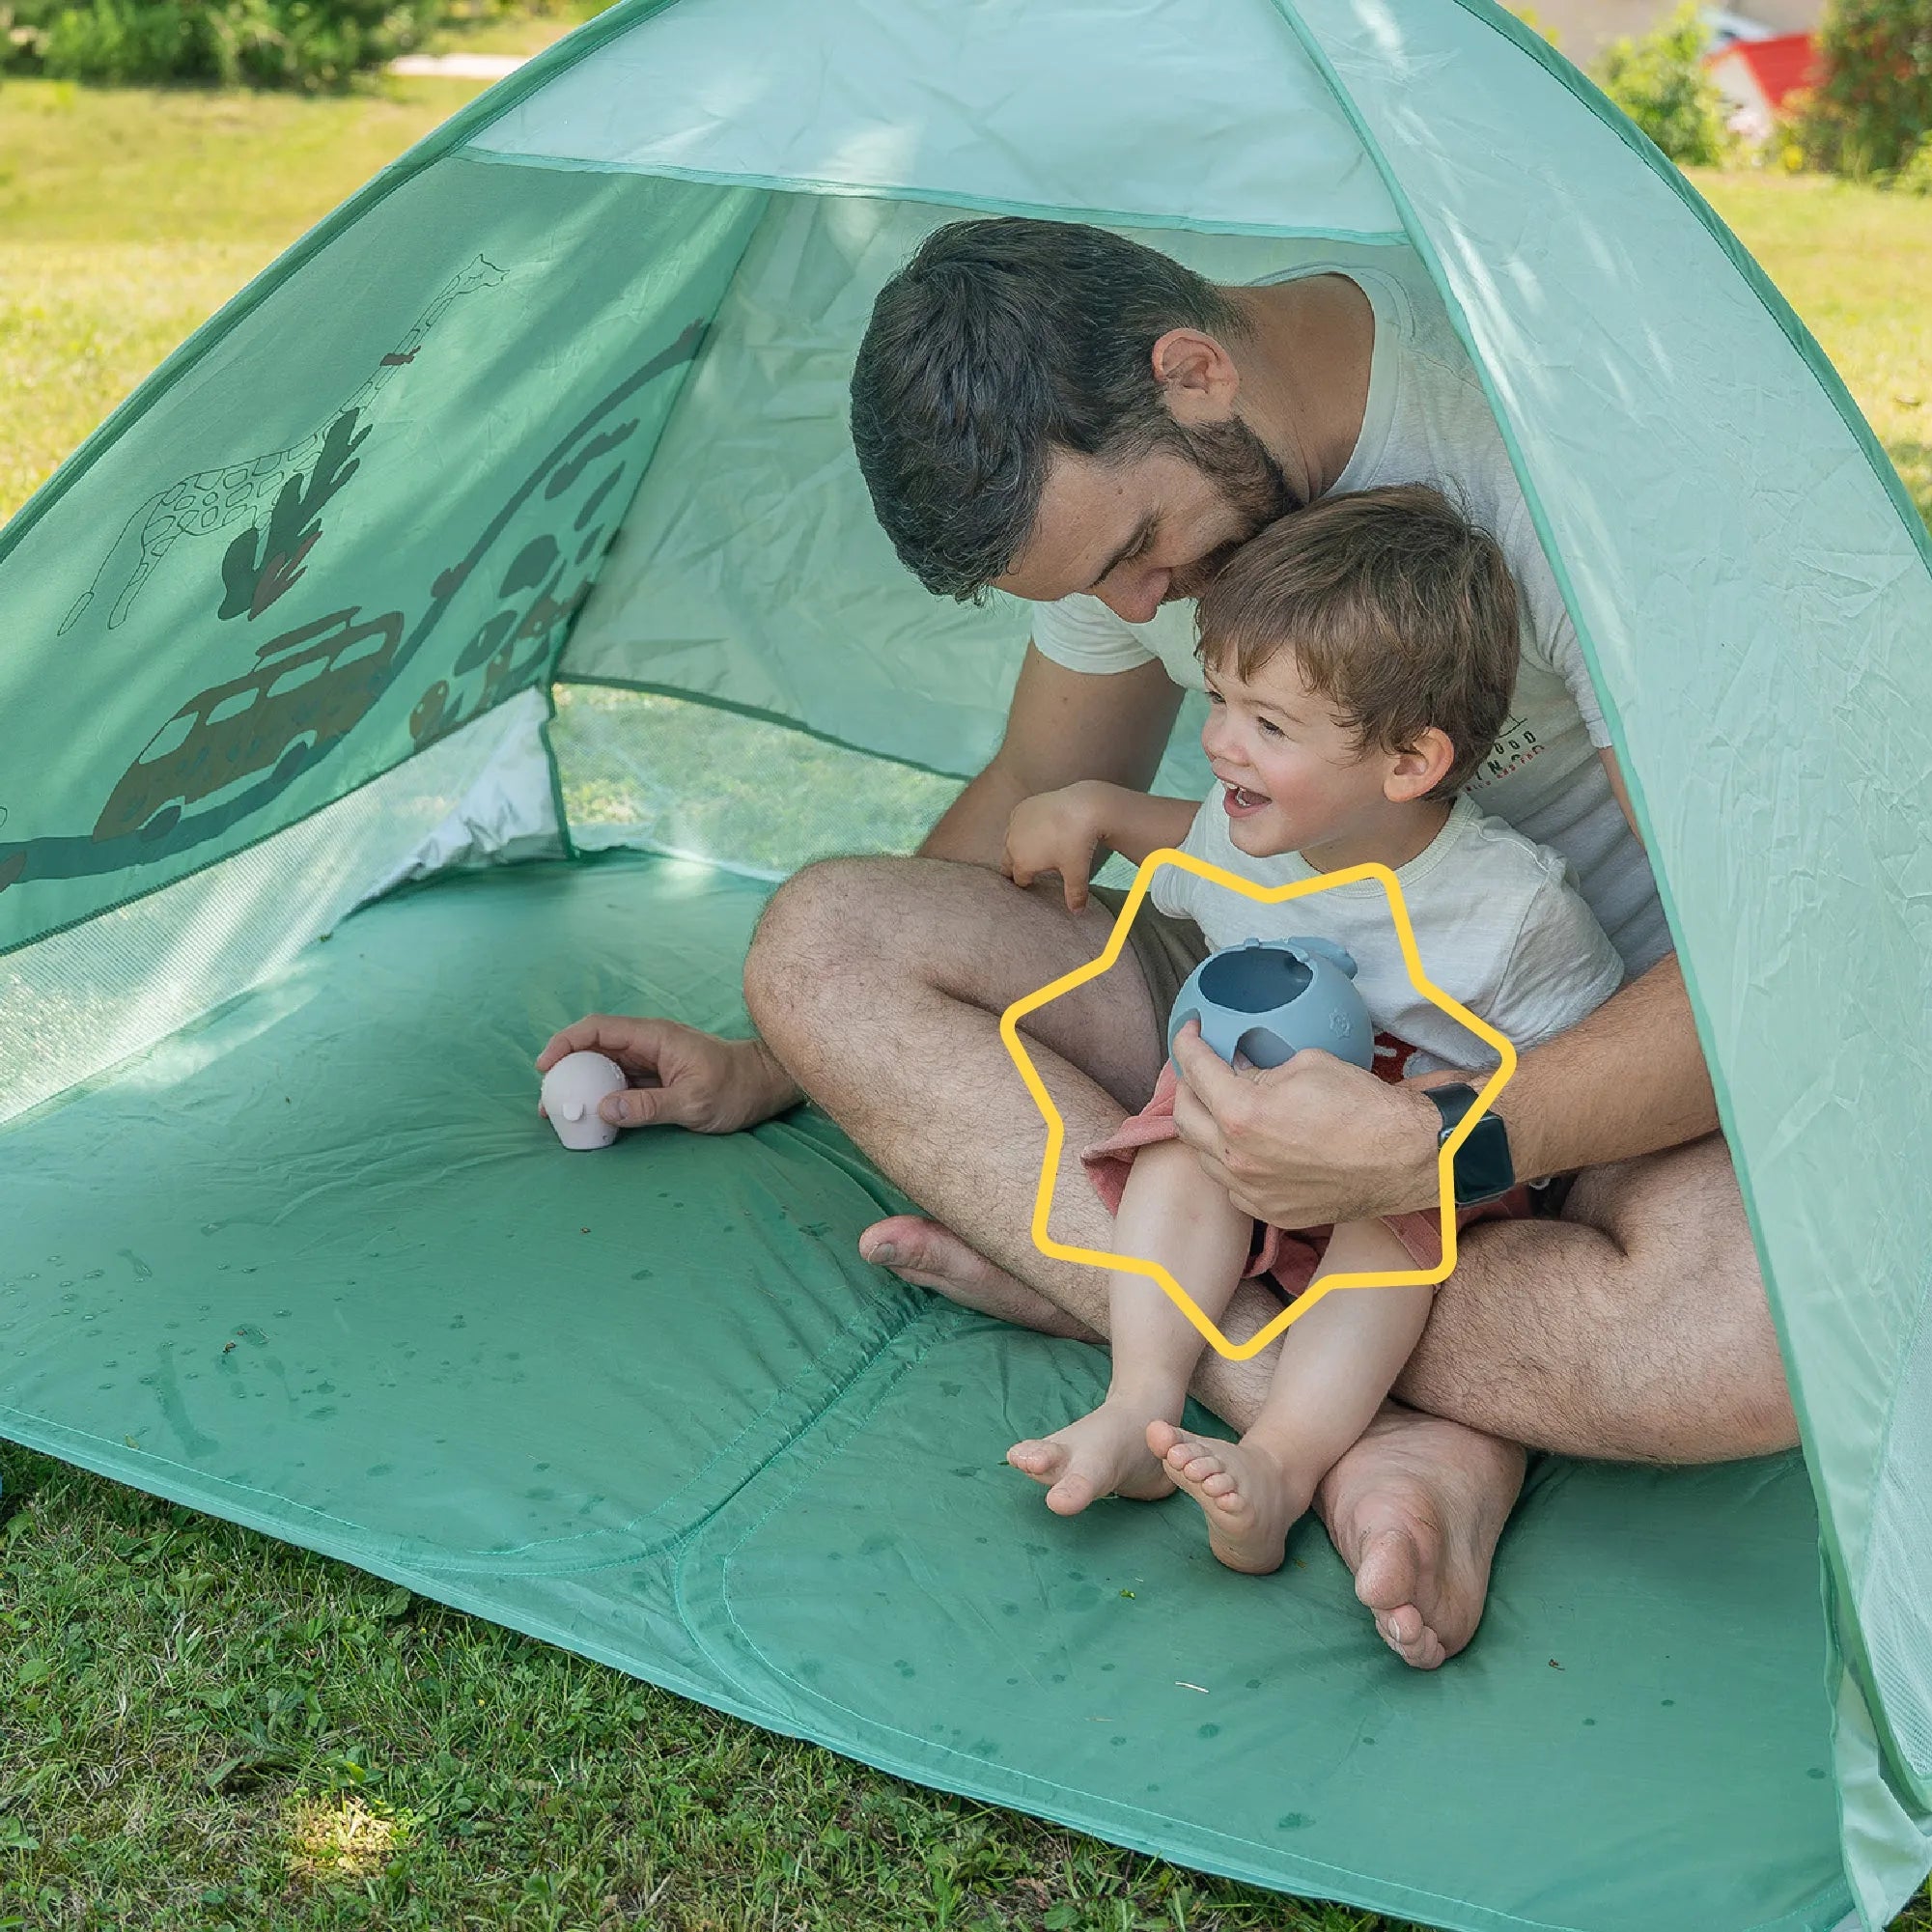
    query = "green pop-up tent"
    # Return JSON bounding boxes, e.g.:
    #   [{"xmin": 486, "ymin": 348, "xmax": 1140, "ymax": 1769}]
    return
[{"xmin": 4, "ymin": 1, "xmax": 1930, "ymax": 1926}]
